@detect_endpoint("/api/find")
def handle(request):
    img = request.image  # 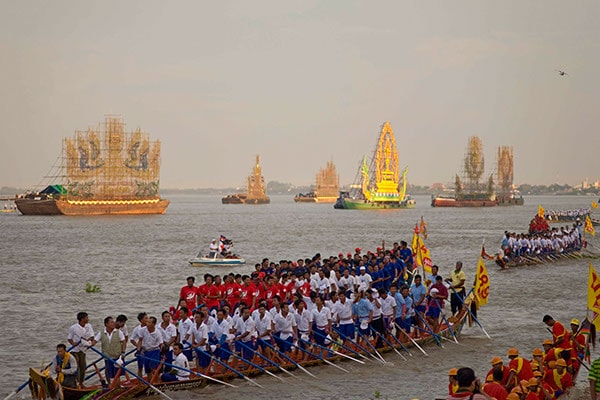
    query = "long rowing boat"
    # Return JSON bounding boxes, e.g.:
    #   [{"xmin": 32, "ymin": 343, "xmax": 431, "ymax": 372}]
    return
[
  {"xmin": 493, "ymin": 248, "xmax": 599, "ymax": 269},
  {"xmin": 28, "ymin": 293, "xmax": 475, "ymax": 399}
]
